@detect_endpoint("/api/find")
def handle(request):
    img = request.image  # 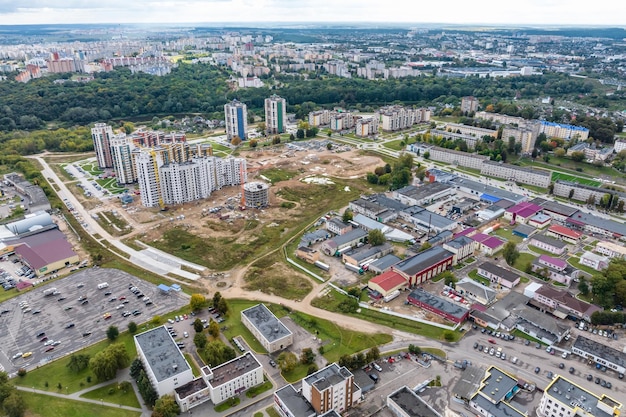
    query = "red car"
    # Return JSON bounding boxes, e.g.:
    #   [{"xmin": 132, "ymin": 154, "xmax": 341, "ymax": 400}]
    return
[
  {"xmin": 44, "ymin": 346, "xmax": 55, "ymax": 352},
  {"xmin": 488, "ymin": 339, "xmax": 497, "ymax": 344}
]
